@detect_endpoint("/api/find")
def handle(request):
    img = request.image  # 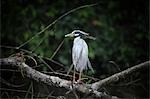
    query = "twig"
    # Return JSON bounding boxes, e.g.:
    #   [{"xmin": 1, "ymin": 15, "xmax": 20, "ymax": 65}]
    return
[
  {"xmin": 25, "ymin": 82, "xmax": 33, "ymax": 98},
  {"xmin": 0, "ymin": 45, "xmax": 55, "ymax": 72},
  {"xmin": 50, "ymin": 39, "xmax": 64, "ymax": 59},
  {"xmin": 67, "ymin": 63, "xmax": 73, "ymax": 75},
  {"xmin": 0, "ymin": 77, "xmax": 25, "ymax": 88},
  {"xmin": 18, "ymin": 3, "xmax": 98, "ymax": 48},
  {"xmin": 109, "ymin": 61, "xmax": 121, "ymax": 72},
  {"xmin": 38, "ymin": 56, "xmax": 55, "ymax": 72},
  {"xmin": 31, "ymin": 34, "xmax": 47, "ymax": 53},
  {"xmin": 72, "ymin": 90, "xmax": 79, "ymax": 99},
  {"xmin": 0, "ymin": 88, "xmax": 32, "ymax": 94}
]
